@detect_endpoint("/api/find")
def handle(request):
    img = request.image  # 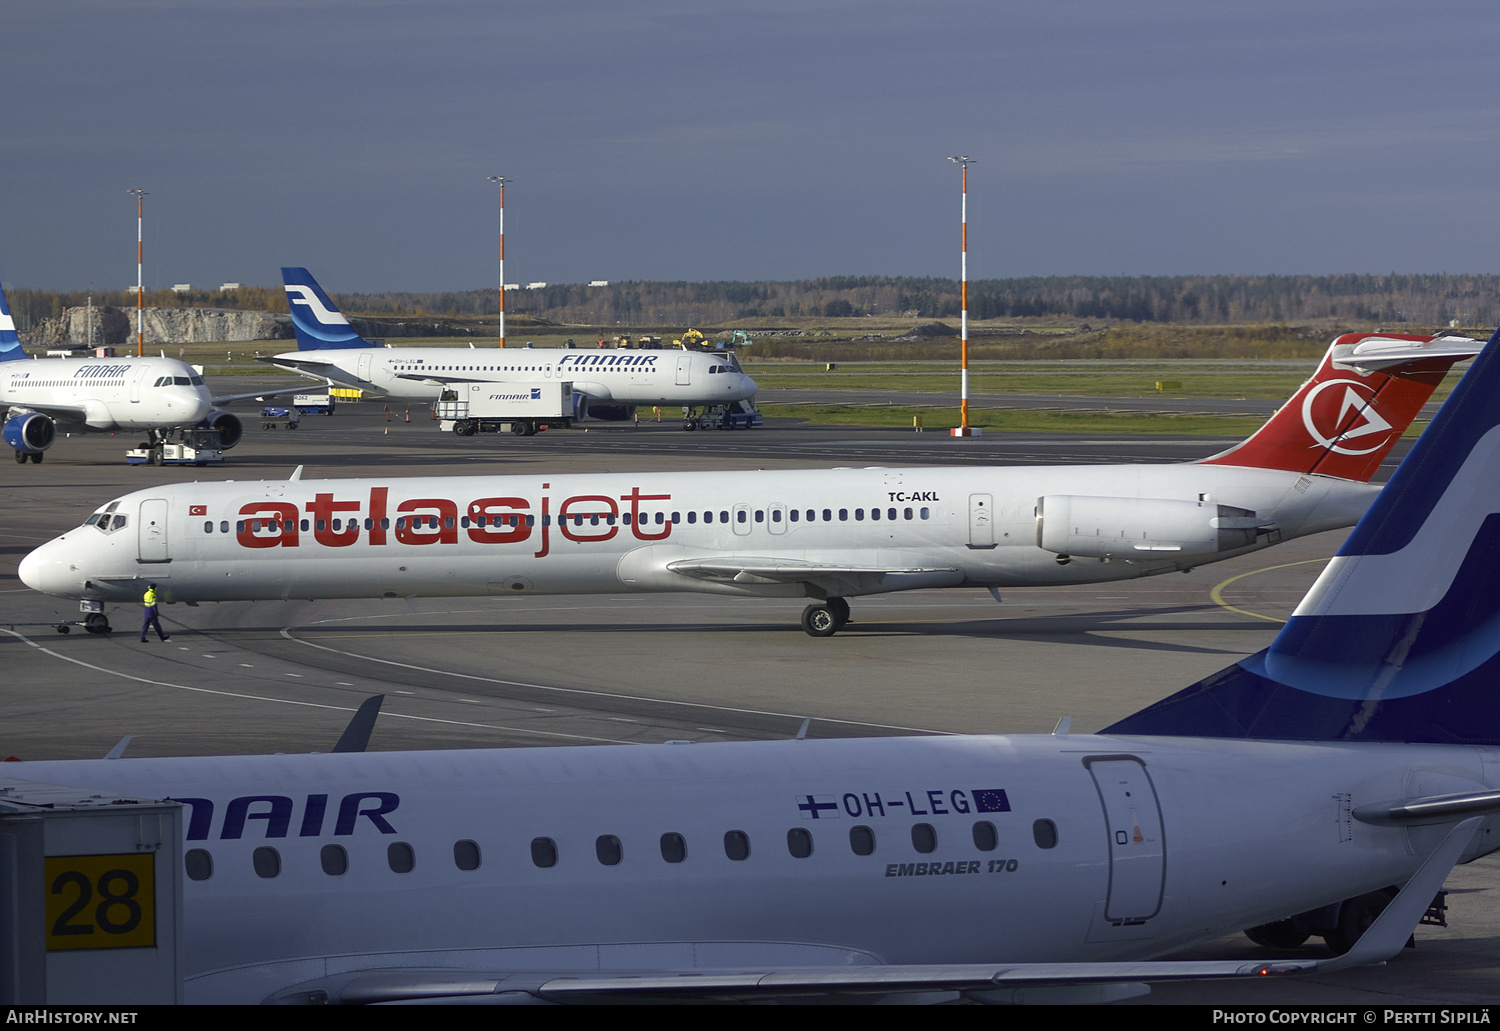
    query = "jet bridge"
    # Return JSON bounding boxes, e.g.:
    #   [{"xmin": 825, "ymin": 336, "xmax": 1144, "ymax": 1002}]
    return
[{"xmin": 0, "ymin": 780, "xmax": 183, "ymax": 1004}]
